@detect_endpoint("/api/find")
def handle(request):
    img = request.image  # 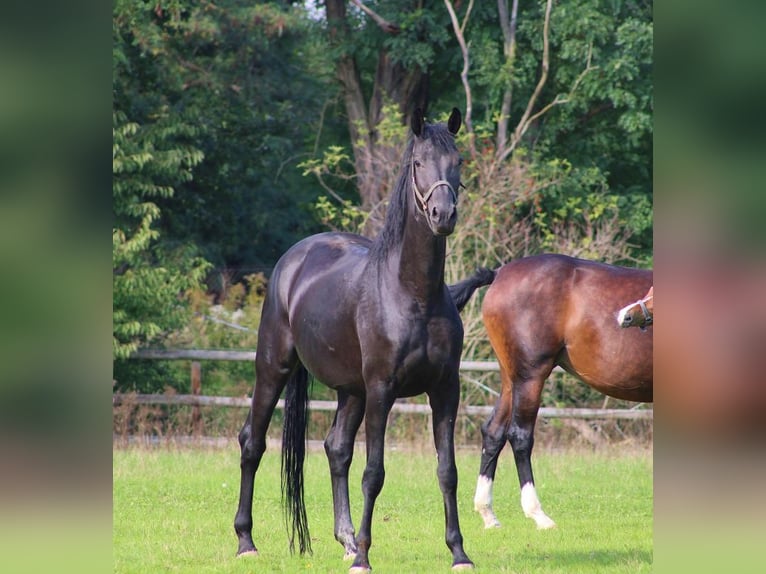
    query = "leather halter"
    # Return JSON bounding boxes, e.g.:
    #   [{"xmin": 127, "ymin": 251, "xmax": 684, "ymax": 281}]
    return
[
  {"xmin": 411, "ymin": 160, "xmax": 456, "ymax": 214},
  {"xmin": 638, "ymin": 296, "xmax": 653, "ymax": 326},
  {"xmin": 635, "ymin": 295, "xmax": 653, "ymax": 331}
]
